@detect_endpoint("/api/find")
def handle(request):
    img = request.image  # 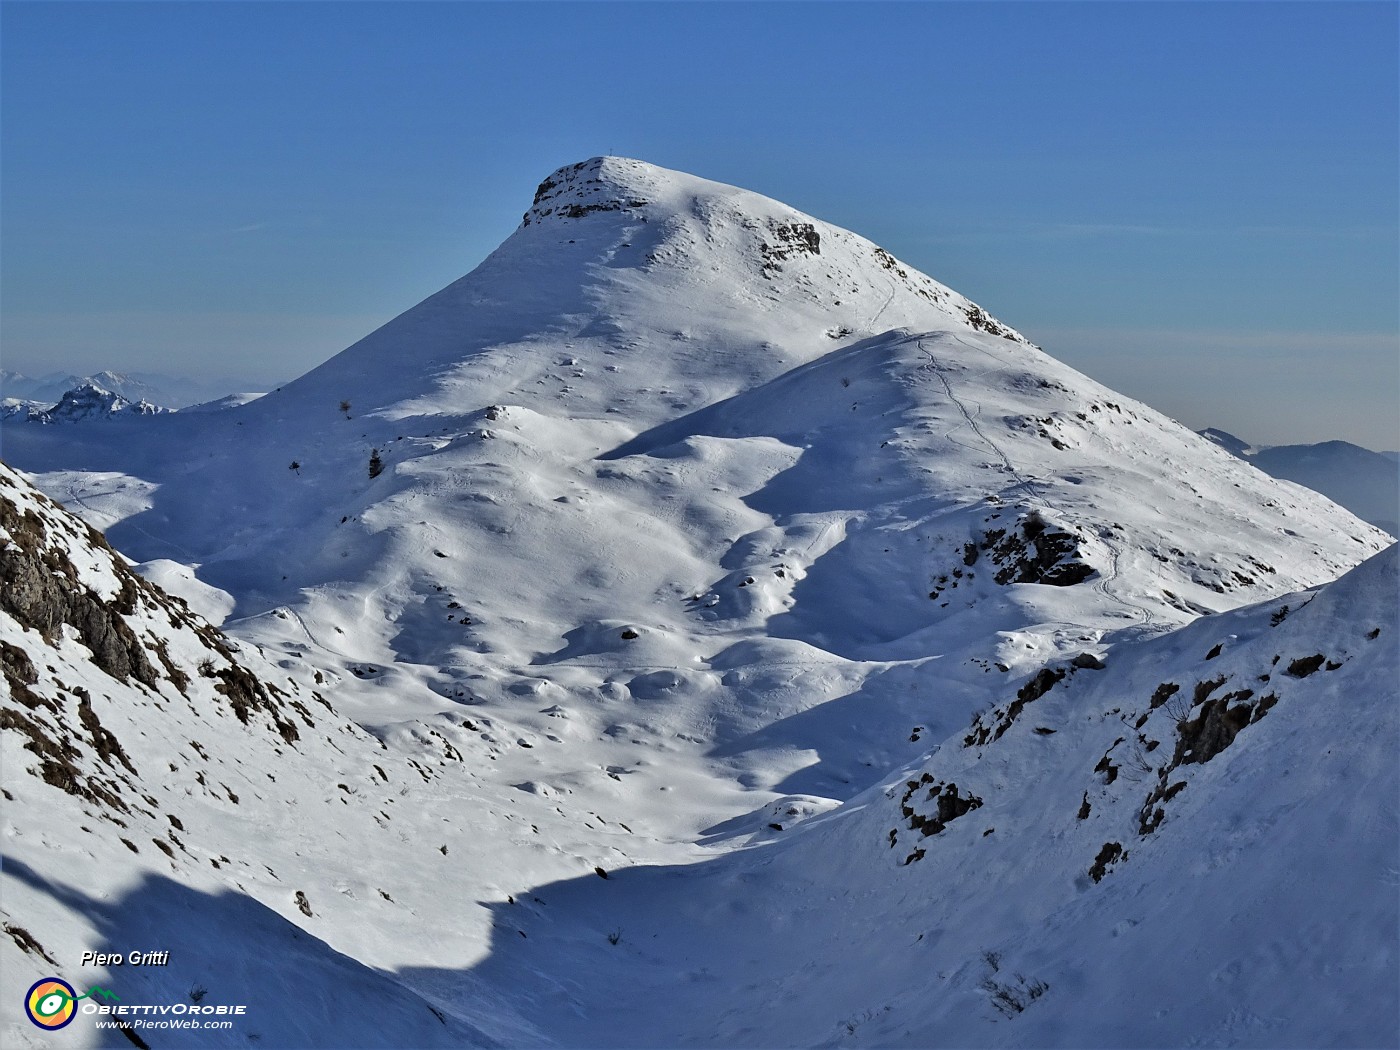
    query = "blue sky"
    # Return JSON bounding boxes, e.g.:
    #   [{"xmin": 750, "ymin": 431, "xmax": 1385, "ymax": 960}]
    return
[{"xmin": 2, "ymin": 1, "xmax": 1396, "ymax": 447}]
